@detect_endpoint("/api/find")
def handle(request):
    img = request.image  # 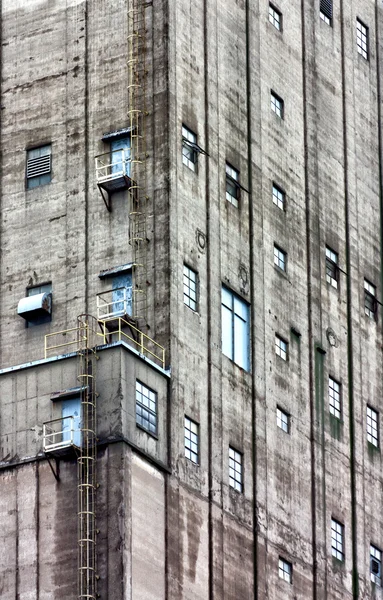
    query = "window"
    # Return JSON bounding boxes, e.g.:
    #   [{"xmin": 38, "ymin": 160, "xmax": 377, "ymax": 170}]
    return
[
  {"xmin": 136, "ymin": 381, "xmax": 157, "ymax": 435},
  {"xmin": 221, "ymin": 287, "xmax": 250, "ymax": 371},
  {"xmin": 275, "ymin": 335, "xmax": 288, "ymax": 361},
  {"xmin": 364, "ymin": 280, "xmax": 377, "ymax": 319},
  {"xmin": 271, "ymin": 92, "xmax": 284, "ymax": 119},
  {"xmin": 229, "ymin": 447, "xmax": 243, "ymax": 492},
  {"xmin": 367, "ymin": 406, "xmax": 379, "ymax": 447},
  {"xmin": 26, "ymin": 144, "xmax": 52, "ymax": 189},
  {"xmin": 274, "ymin": 244, "xmax": 287, "ymax": 272},
  {"xmin": 357, "ymin": 19, "xmax": 369, "ymax": 60},
  {"xmin": 25, "ymin": 283, "xmax": 52, "ymax": 327},
  {"xmin": 331, "ymin": 519, "xmax": 344, "ymax": 561},
  {"xmin": 277, "ymin": 407, "xmax": 290, "ymax": 433},
  {"xmin": 371, "ymin": 545, "xmax": 382, "ymax": 586},
  {"xmin": 272, "ymin": 183, "xmax": 285, "ymax": 210},
  {"xmin": 185, "ymin": 416, "xmax": 199, "ymax": 464},
  {"xmin": 182, "ymin": 125, "xmax": 198, "ymax": 172},
  {"xmin": 326, "ymin": 247, "xmax": 339, "ymax": 289},
  {"xmin": 183, "ymin": 265, "xmax": 198, "ymax": 311},
  {"xmin": 269, "ymin": 4, "xmax": 282, "ymax": 30},
  {"xmin": 320, "ymin": 0, "xmax": 332, "ymax": 25},
  {"xmin": 278, "ymin": 558, "xmax": 292, "ymax": 583},
  {"xmin": 226, "ymin": 163, "xmax": 240, "ymax": 207},
  {"xmin": 329, "ymin": 377, "xmax": 341, "ymax": 419}
]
